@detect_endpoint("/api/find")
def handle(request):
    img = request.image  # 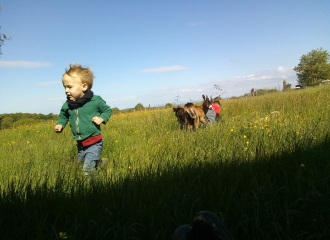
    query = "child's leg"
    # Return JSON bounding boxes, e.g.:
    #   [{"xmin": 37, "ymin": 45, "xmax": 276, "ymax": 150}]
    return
[
  {"xmin": 79, "ymin": 139, "xmax": 104, "ymax": 176},
  {"xmin": 77, "ymin": 143, "xmax": 86, "ymax": 164}
]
